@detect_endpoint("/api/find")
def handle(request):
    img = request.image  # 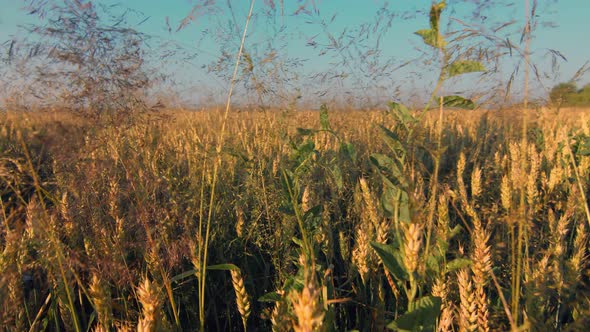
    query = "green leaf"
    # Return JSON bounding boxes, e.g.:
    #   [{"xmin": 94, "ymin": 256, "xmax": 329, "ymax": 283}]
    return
[
  {"xmin": 370, "ymin": 153, "xmax": 408, "ymax": 190},
  {"xmin": 447, "ymin": 60, "xmax": 486, "ymax": 78},
  {"xmin": 281, "ymin": 169, "xmax": 295, "ymax": 194},
  {"xmin": 370, "ymin": 241, "xmax": 408, "ymax": 281},
  {"xmin": 303, "ymin": 205, "xmax": 323, "ymax": 221},
  {"xmin": 442, "ymin": 95, "xmax": 476, "ymax": 109},
  {"xmin": 415, "ymin": 29, "xmax": 445, "ymax": 49},
  {"xmin": 416, "ymin": 2, "xmax": 446, "ymax": 49},
  {"xmin": 296, "ymin": 127, "xmax": 315, "ymax": 136},
  {"xmin": 172, "ymin": 264, "xmax": 239, "ymax": 283},
  {"xmin": 387, "ymin": 296, "xmax": 442, "ymax": 331},
  {"xmin": 320, "ymin": 104, "xmax": 330, "ymax": 130},
  {"xmin": 575, "ymin": 135, "xmax": 590, "ymax": 156},
  {"xmin": 292, "ymin": 237, "xmax": 304, "ymax": 248},
  {"xmin": 381, "ymin": 185, "xmax": 398, "ymax": 218},
  {"xmin": 296, "ymin": 140, "xmax": 315, "ymax": 157},
  {"xmin": 207, "ymin": 263, "xmax": 240, "ymax": 271},
  {"xmin": 340, "ymin": 142, "xmax": 357, "ymax": 161},
  {"xmin": 258, "ymin": 291, "xmax": 282, "ymax": 303},
  {"xmin": 330, "ymin": 164, "xmax": 344, "ymax": 191},
  {"xmin": 387, "ymin": 102, "xmax": 417, "ymax": 130},
  {"xmin": 171, "ymin": 269, "xmax": 198, "ymax": 283},
  {"xmin": 399, "ymin": 191, "xmax": 411, "ymax": 223},
  {"xmin": 380, "ymin": 187, "xmax": 411, "ymax": 223},
  {"xmin": 449, "ymin": 225, "xmax": 463, "ymax": 239},
  {"xmin": 426, "ymin": 255, "xmax": 440, "ymax": 274},
  {"xmin": 446, "ymin": 258, "xmax": 472, "ymax": 273},
  {"xmin": 291, "ymin": 140, "xmax": 316, "ymax": 171},
  {"xmin": 429, "ymin": 1, "xmax": 446, "ymax": 31},
  {"xmin": 86, "ymin": 312, "xmax": 97, "ymax": 332},
  {"xmin": 378, "ymin": 125, "xmax": 406, "ymax": 157}
]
